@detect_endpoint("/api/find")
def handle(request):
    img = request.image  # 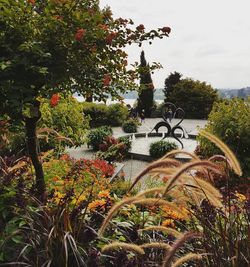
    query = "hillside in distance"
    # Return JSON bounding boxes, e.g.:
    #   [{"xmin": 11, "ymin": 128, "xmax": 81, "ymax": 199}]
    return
[{"xmin": 122, "ymin": 87, "xmax": 250, "ymax": 100}]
